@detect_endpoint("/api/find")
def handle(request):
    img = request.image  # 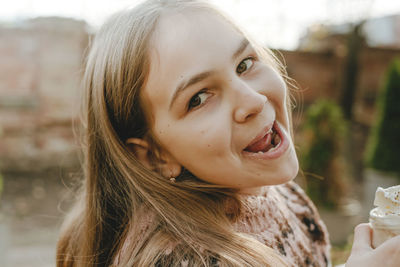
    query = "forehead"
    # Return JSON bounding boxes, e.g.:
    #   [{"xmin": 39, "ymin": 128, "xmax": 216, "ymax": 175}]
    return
[
  {"xmin": 151, "ymin": 10, "xmax": 240, "ymax": 59},
  {"xmin": 142, "ymin": 10, "xmax": 244, "ymax": 113}
]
